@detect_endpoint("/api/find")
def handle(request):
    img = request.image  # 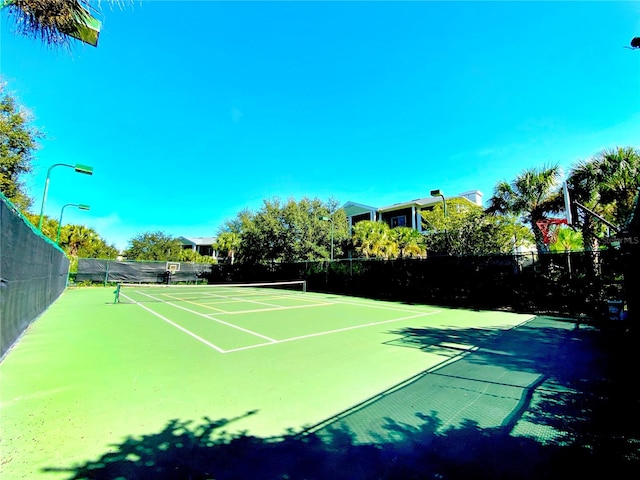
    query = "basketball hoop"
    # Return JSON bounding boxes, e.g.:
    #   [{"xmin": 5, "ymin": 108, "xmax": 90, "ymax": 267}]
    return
[
  {"xmin": 166, "ymin": 262, "xmax": 180, "ymax": 275},
  {"xmin": 536, "ymin": 218, "xmax": 568, "ymax": 245}
]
